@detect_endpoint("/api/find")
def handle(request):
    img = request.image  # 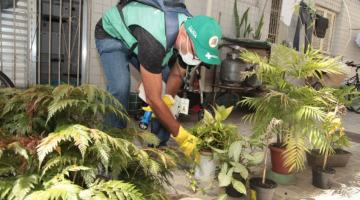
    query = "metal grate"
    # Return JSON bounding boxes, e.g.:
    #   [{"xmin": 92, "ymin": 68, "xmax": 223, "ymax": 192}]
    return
[
  {"xmin": 36, "ymin": 0, "xmax": 84, "ymax": 86},
  {"xmin": 268, "ymin": 0, "xmax": 282, "ymax": 43}
]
